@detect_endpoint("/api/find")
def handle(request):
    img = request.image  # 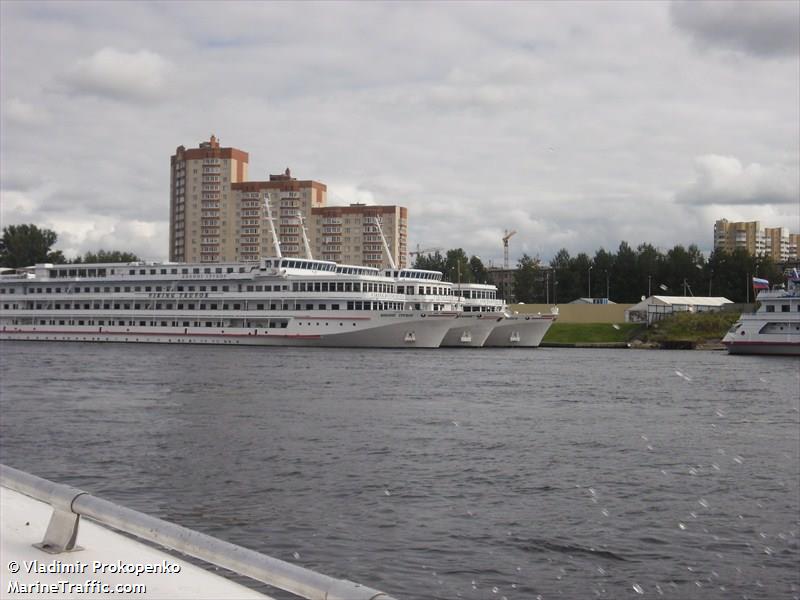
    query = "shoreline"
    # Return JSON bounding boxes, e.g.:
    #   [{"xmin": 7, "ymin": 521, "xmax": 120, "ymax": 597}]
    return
[{"xmin": 541, "ymin": 341, "xmax": 727, "ymax": 350}]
